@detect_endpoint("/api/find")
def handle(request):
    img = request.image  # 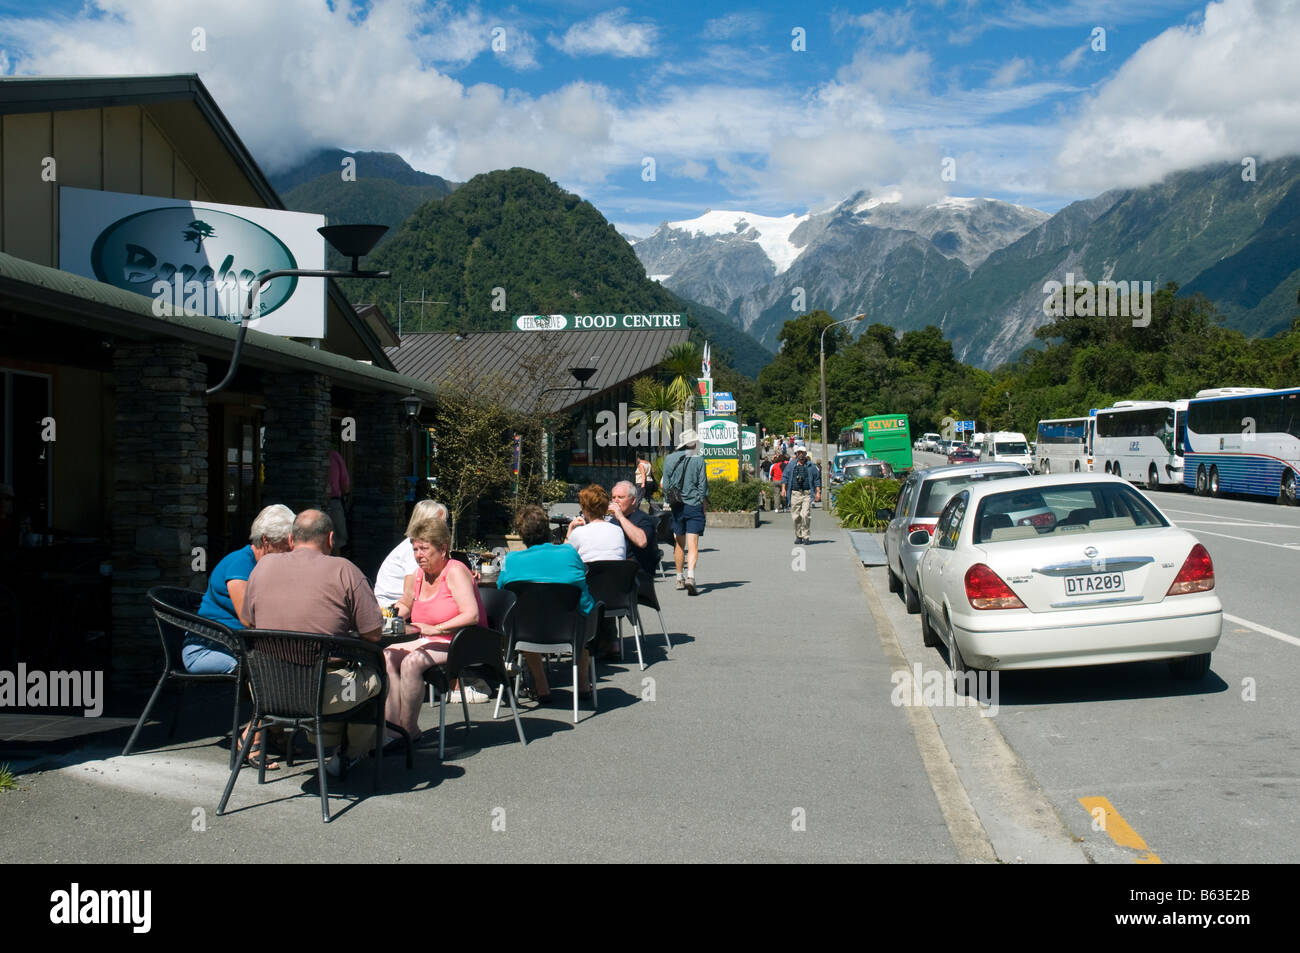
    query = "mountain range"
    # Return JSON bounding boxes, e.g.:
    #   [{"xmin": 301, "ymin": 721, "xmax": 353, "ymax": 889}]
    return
[
  {"xmin": 267, "ymin": 145, "xmax": 1300, "ymax": 374},
  {"xmin": 634, "ymin": 159, "xmax": 1300, "ymax": 368}
]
